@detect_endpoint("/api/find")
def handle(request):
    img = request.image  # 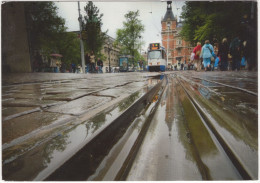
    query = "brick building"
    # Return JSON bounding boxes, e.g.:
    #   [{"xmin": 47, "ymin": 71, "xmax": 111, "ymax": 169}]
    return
[{"xmin": 161, "ymin": 1, "xmax": 192, "ymax": 68}]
